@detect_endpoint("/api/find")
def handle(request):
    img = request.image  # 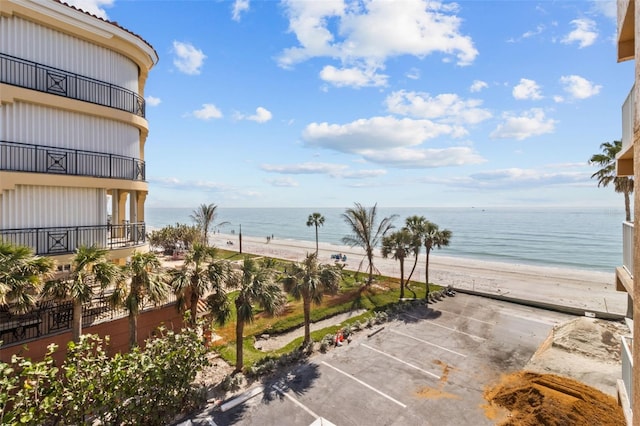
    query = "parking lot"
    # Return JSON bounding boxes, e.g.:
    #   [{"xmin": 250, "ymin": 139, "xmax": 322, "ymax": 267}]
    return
[{"xmin": 192, "ymin": 294, "xmax": 573, "ymax": 425}]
